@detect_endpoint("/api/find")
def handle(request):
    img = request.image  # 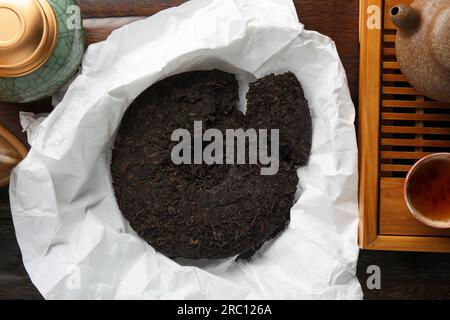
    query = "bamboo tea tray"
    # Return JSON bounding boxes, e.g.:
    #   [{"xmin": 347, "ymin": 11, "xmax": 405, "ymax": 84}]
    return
[{"xmin": 359, "ymin": 0, "xmax": 450, "ymax": 252}]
